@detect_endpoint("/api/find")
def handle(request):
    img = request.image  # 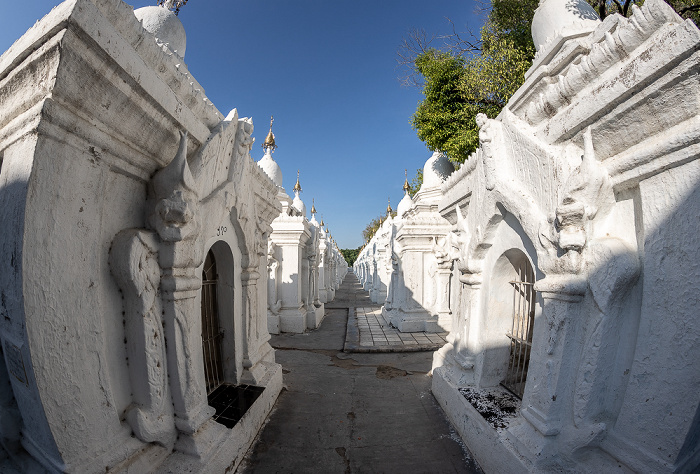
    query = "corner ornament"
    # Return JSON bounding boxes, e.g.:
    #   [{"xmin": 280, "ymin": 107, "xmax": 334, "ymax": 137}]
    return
[
  {"xmin": 537, "ymin": 127, "xmax": 639, "ymax": 352},
  {"xmin": 149, "ymin": 130, "xmax": 199, "ymax": 243}
]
